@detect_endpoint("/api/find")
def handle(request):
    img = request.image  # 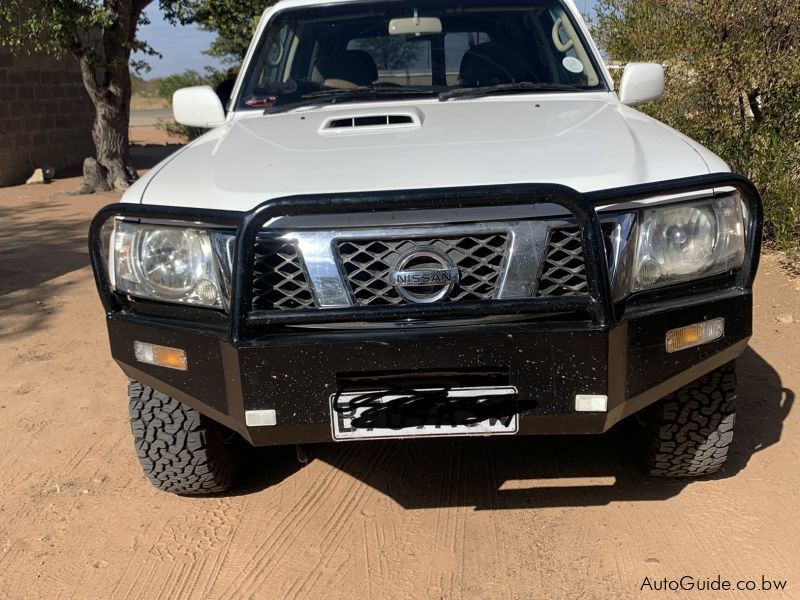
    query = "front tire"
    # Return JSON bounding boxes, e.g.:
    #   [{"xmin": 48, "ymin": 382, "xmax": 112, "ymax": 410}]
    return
[
  {"xmin": 128, "ymin": 382, "xmax": 240, "ymax": 495},
  {"xmin": 638, "ymin": 362, "xmax": 737, "ymax": 478}
]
